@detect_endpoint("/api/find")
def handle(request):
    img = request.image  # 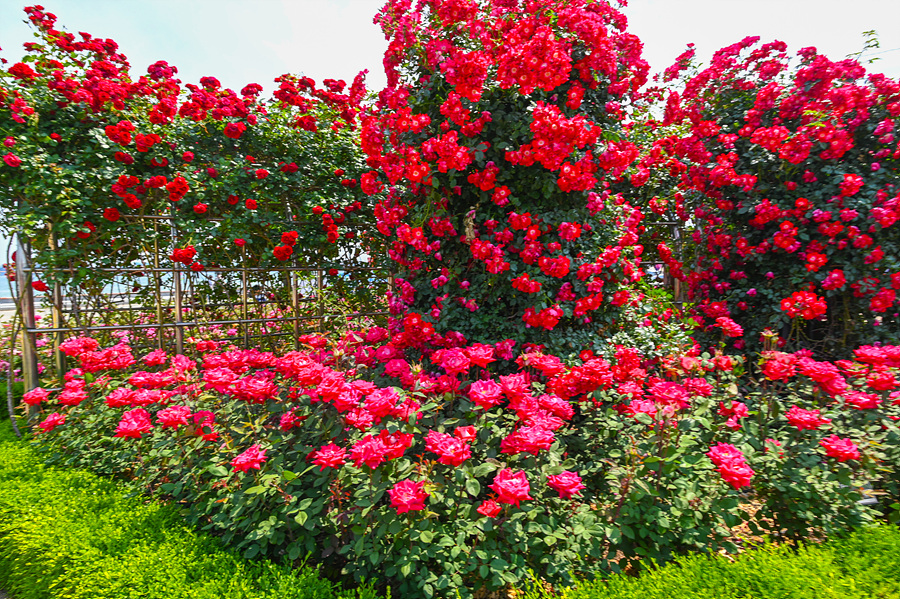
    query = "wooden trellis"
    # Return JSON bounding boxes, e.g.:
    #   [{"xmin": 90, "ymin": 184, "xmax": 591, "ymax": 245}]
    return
[{"xmin": 11, "ymin": 213, "xmax": 392, "ymax": 397}]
